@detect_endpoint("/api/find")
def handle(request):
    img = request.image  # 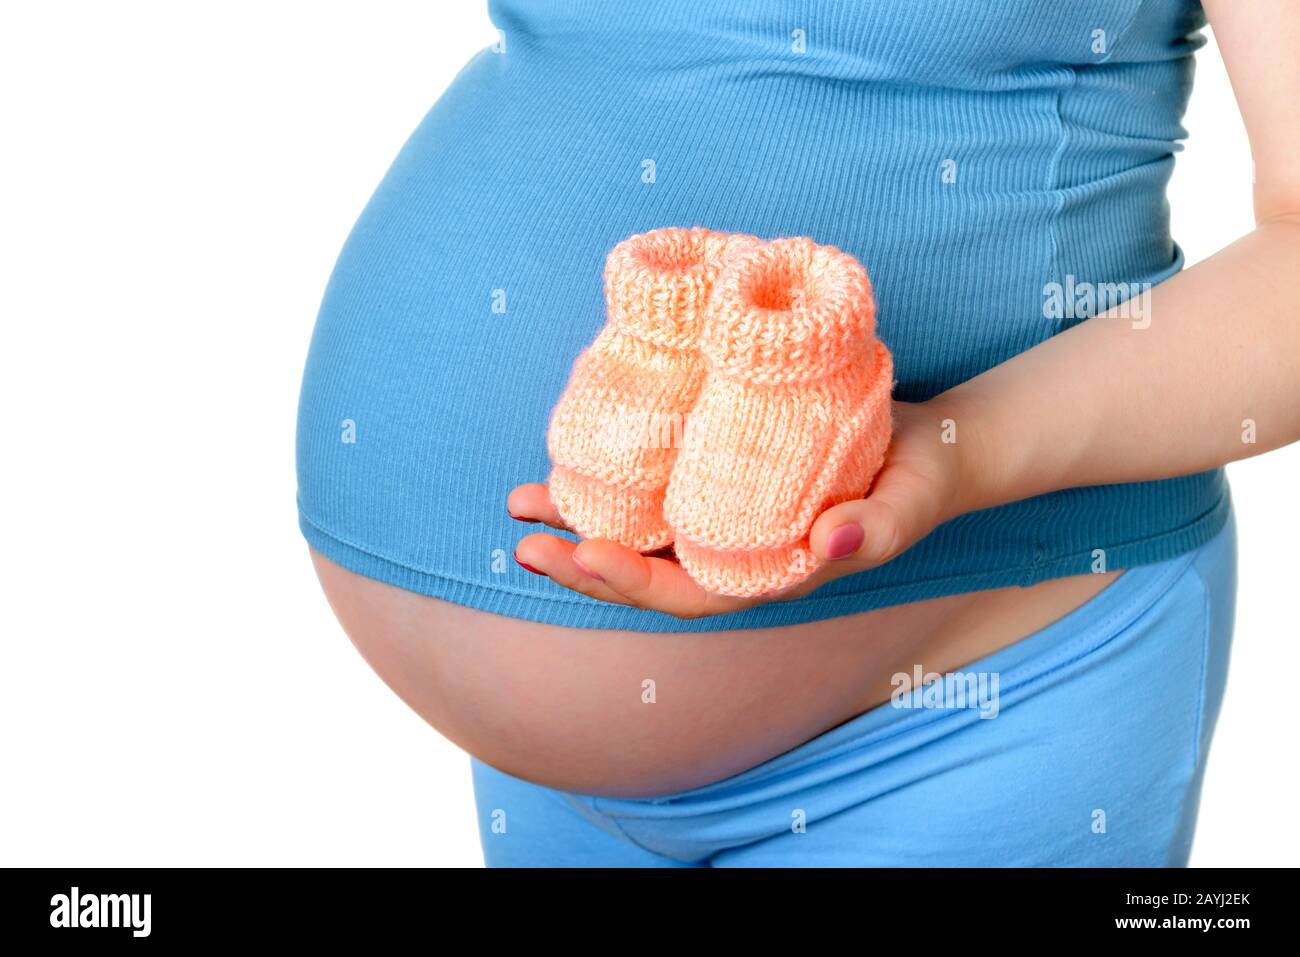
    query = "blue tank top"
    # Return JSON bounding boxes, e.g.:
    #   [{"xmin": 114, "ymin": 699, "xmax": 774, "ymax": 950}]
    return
[{"xmin": 296, "ymin": 0, "xmax": 1229, "ymax": 631}]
